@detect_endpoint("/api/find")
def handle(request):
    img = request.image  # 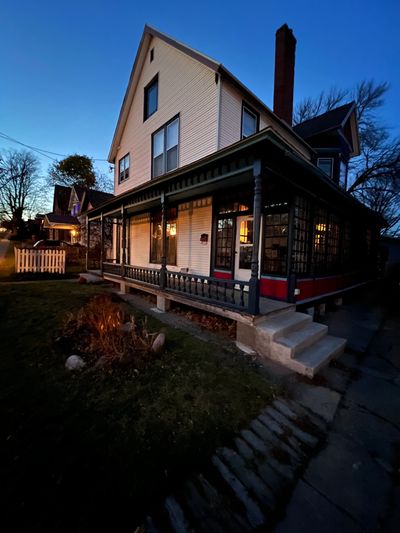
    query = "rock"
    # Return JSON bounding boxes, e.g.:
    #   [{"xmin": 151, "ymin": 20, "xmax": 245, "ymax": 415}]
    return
[
  {"xmin": 65, "ymin": 355, "xmax": 86, "ymax": 371},
  {"xmin": 151, "ymin": 332, "xmax": 166, "ymax": 354},
  {"xmin": 94, "ymin": 356, "xmax": 109, "ymax": 368},
  {"xmin": 120, "ymin": 321, "xmax": 134, "ymax": 333}
]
